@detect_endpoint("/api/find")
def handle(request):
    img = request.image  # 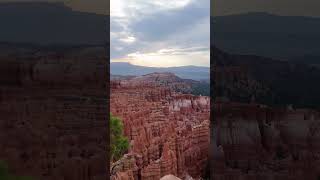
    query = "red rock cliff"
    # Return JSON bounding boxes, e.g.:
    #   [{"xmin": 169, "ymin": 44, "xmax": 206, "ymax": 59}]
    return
[
  {"xmin": 212, "ymin": 102, "xmax": 320, "ymax": 180},
  {"xmin": 110, "ymin": 81, "xmax": 210, "ymax": 179},
  {"xmin": 0, "ymin": 47, "xmax": 108, "ymax": 180}
]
